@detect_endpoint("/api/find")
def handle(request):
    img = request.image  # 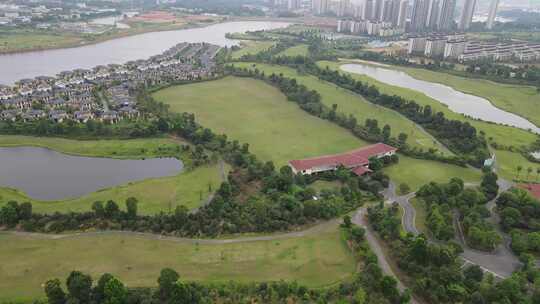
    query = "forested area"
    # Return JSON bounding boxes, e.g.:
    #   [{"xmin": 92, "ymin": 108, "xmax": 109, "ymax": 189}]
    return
[
  {"xmin": 416, "ymin": 176, "xmax": 501, "ymax": 251},
  {"xmin": 497, "ymin": 188, "xmax": 540, "ymax": 255},
  {"xmin": 367, "ymin": 202, "xmax": 540, "ymax": 303}
]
